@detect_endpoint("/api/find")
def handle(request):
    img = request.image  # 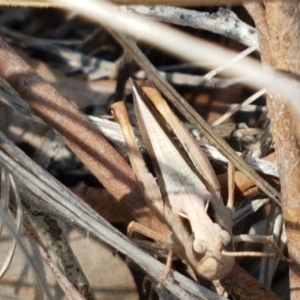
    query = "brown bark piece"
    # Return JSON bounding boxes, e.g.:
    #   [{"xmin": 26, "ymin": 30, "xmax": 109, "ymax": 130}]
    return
[
  {"xmin": 75, "ymin": 187, "xmax": 132, "ymax": 224},
  {"xmin": 218, "ymin": 153, "xmax": 279, "ymax": 202},
  {"xmin": 218, "ymin": 171, "xmax": 279, "ymax": 202},
  {"xmin": 245, "ymin": 1, "xmax": 300, "ymax": 297},
  {"xmin": 222, "ymin": 264, "xmax": 279, "ymax": 300}
]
